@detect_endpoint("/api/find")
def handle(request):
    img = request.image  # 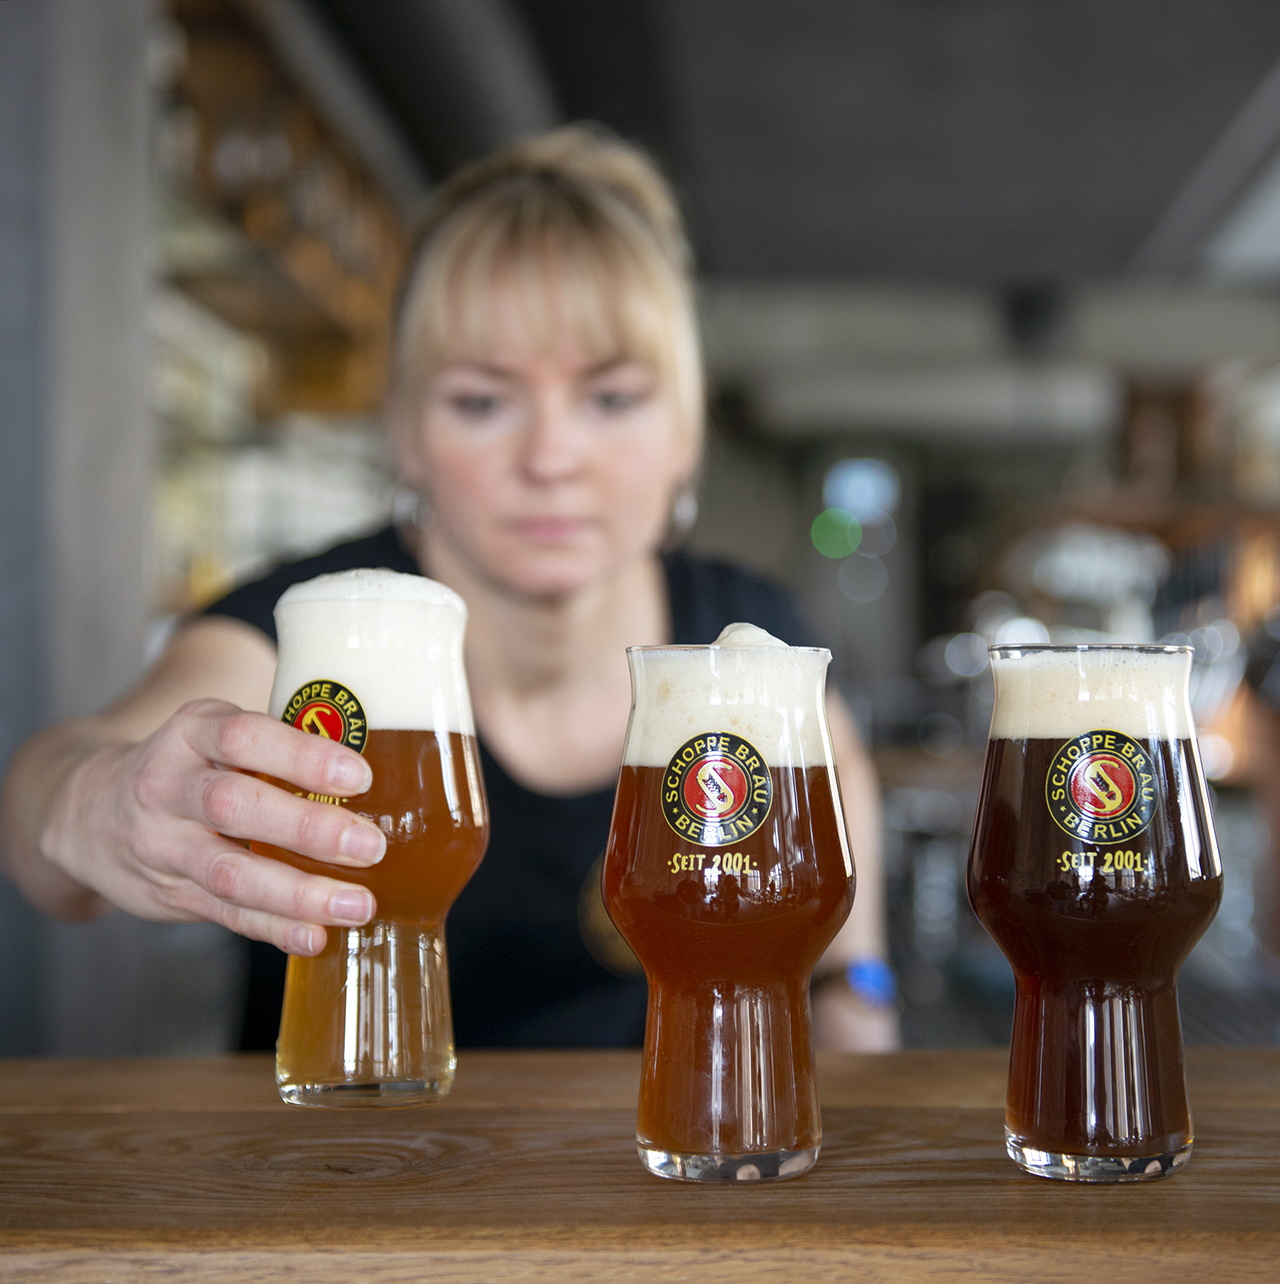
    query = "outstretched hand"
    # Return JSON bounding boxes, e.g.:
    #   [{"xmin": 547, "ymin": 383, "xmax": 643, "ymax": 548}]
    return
[{"xmin": 40, "ymin": 699, "xmax": 386, "ymax": 955}]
